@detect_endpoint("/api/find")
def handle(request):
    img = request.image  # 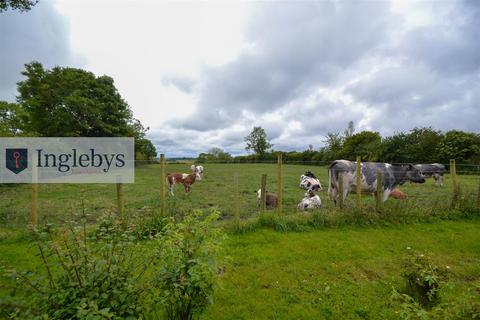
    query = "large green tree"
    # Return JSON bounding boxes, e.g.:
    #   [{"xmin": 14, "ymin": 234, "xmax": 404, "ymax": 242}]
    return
[
  {"xmin": 341, "ymin": 131, "xmax": 382, "ymax": 161},
  {"xmin": 16, "ymin": 61, "xmax": 156, "ymax": 159},
  {"xmin": 244, "ymin": 126, "xmax": 273, "ymax": 157},
  {"xmin": 17, "ymin": 62, "xmax": 136, "ymax": 137},
  {"xmin": 436, "ymin": 130, "xmax": 480, "ymax": 164}
]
